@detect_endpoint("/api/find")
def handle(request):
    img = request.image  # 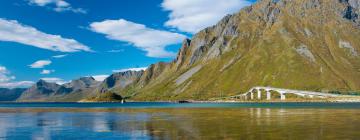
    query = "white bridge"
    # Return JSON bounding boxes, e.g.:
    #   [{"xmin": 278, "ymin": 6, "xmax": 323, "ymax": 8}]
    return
[{"xmin": 230, "ymin": 86, "xmax": 342, "ymax": 100}]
